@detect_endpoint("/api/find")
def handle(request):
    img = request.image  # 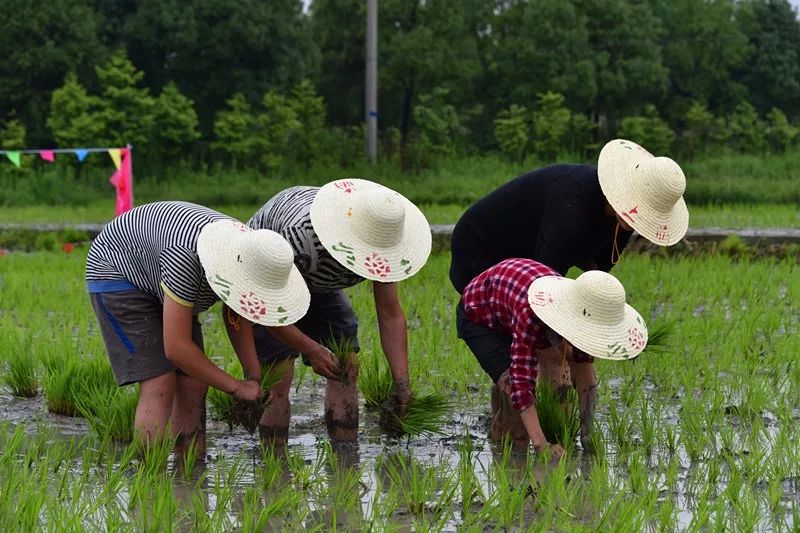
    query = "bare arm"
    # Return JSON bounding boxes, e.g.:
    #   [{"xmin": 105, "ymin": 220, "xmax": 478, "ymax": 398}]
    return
[
  {"xmin": 265, "ymin": 323, "xmax": 339, "ymax": 380},
  {"xmin": 571, "ymin": 361, "xmax": 598, "ymax": 452},
  {"xmin": 373, "ymin": 282, "xmax": 409, "ymax": 387},
  {"xmin": 163, "ymin": 298, "xmax": 261, "ymax": 400},
  {"xmin": 221, "ymin": 304, "xmax": 261, "ymax": 381}
]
